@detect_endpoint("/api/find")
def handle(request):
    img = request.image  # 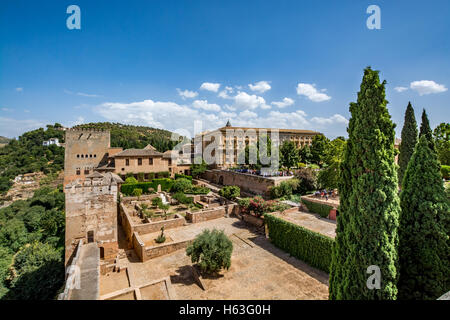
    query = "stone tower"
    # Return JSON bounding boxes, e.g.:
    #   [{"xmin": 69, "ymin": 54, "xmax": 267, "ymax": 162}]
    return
[{"xmin": 64, "ymin": 128, "xmax": 111, "ymax": 186}]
